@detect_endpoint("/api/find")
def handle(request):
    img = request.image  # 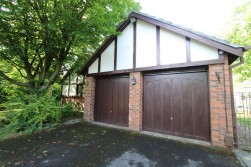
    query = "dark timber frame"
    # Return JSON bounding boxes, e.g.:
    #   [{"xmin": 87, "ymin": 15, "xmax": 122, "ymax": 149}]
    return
[{"xmin": 80, "ymin": 11, "xmax": 244, "ymax": 76}]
